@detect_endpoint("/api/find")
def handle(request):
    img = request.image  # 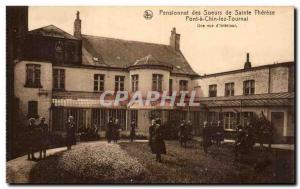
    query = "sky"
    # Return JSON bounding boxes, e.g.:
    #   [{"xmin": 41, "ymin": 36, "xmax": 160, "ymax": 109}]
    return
[{"xmin": 28, "ymin": 6, "xmax": 294, "ymax": 75}]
